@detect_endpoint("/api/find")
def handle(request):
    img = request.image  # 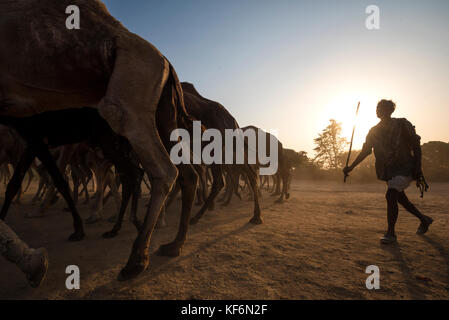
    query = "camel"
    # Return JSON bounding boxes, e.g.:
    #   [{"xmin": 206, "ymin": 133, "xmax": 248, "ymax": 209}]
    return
[
  {"xmin": 0, "ymin": 125, "xmax": 35, "ymax": 201},
  {"xmin": 67, "ymin": 144, "xmax": 95, "ymax": 206},
  {"xmin": 30, "ymin": 148, "xmax": 67, "ymax": 205},
  {"xmin": 241, "ymin": 126, "xmax": 291, "ymax": 203},
  {"xmin": 146, "ymin": 83, "xmax": 263, "ymax": 229},
  {"xmin": 181, "ymin": 83, "xmax": 262, "ymax": 225},
  {"xmin": 0, "ymin": 108, "xmax": 146, "ymax": 241},
  {"xmin": 0, "ymin": 0, "xmax": 197, "ymax": 280},
  {"xmin": 0, "ymin": 164, "xmax": 11, "ymax": 188}
]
